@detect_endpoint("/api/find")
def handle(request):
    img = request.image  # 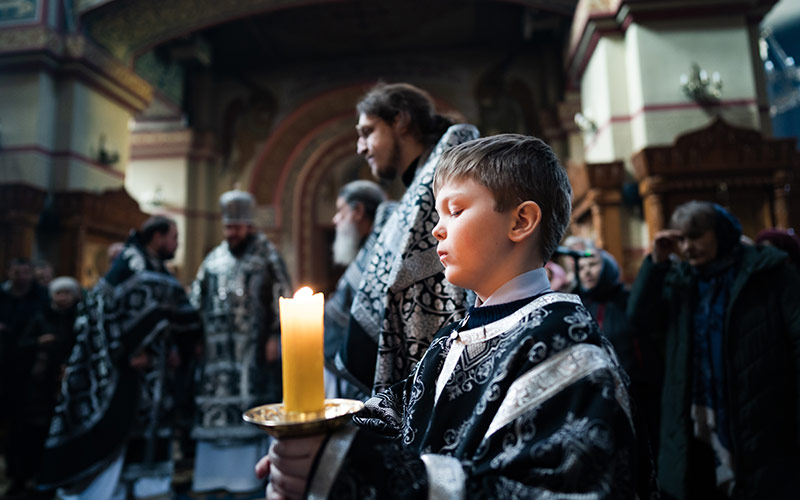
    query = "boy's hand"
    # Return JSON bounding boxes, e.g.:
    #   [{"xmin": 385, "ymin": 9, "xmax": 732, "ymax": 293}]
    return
[
  {"xmin": 652, "ymin": 229, "xmax": 681, "ymax": 263},
  {"xmin": 262, "ymin": 434, "xmax": 326, "ymax": 500}
]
